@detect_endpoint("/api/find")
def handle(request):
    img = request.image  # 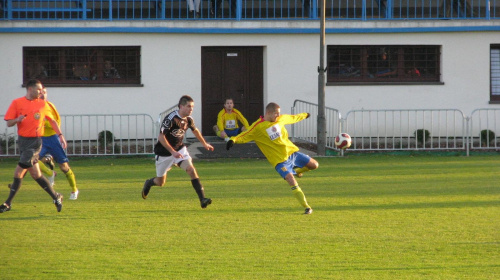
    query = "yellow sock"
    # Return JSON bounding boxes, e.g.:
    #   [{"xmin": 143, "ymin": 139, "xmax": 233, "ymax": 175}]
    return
[
  {"xmin": 39, "ymin": 162, "xmax": 53, "ymax": 177},
  {"xmin": 65, "ymin": 169, "xmax": 78, "ymax": 192},
  {"xmin": 291, "ymin": 186, "xmax": 310, "ymax": 208},
  {"xmin": 294, "ymin": 166, "xmax": 310, "ymax": 174}
]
